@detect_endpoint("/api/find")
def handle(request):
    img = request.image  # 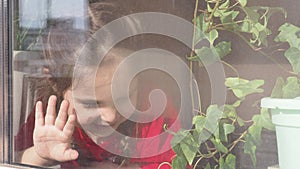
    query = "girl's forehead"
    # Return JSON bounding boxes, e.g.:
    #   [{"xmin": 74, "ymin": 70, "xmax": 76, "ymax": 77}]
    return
[
  {"xmin": 73, "ymin": 48, "xmax": 137, "ymax": 90},
  {"xmin": 71, "ymin": 62, "xmax": 138, "ymax": 100},
  {"xmin": 75, "ymin": 59, "xmax": 134, "ymax": 88}
]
